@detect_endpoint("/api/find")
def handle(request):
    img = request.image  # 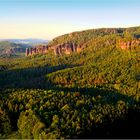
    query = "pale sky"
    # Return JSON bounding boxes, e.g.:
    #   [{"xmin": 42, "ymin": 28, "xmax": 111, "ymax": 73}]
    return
[{"xmin": 0, "ymin": 0, "xmax": 140, "ymax": 40}]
